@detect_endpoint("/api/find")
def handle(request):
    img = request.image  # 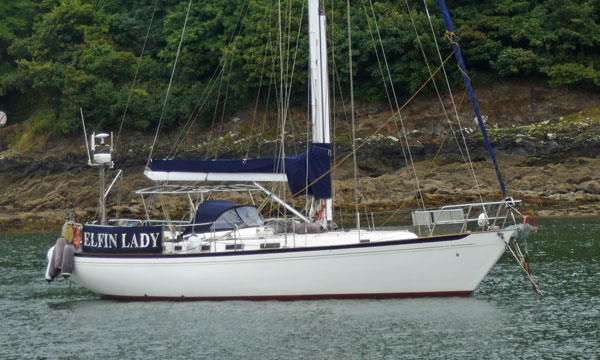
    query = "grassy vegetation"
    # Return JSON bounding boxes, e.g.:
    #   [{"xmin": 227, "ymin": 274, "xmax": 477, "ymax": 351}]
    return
[{"xmin": 484, "ymin": 106, "xmax": 600, "ymax": 143}]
